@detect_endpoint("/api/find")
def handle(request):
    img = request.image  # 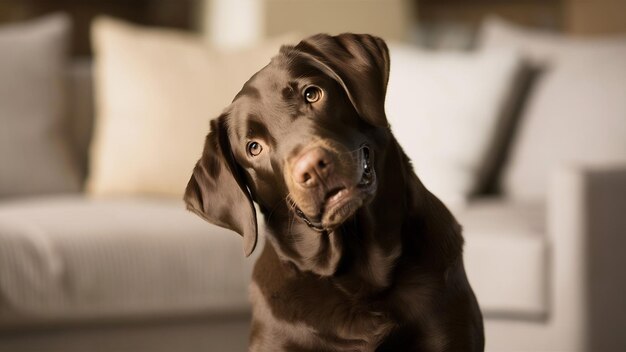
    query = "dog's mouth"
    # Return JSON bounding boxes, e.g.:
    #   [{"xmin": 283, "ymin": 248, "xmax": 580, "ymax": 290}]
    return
[
  {"xmin": 292, "ymin": 145, "xmax": 376, "ymax": 232},
  {"xmin": 358, "ymin": 145, "xmax": 374, "ymax": 187}
]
